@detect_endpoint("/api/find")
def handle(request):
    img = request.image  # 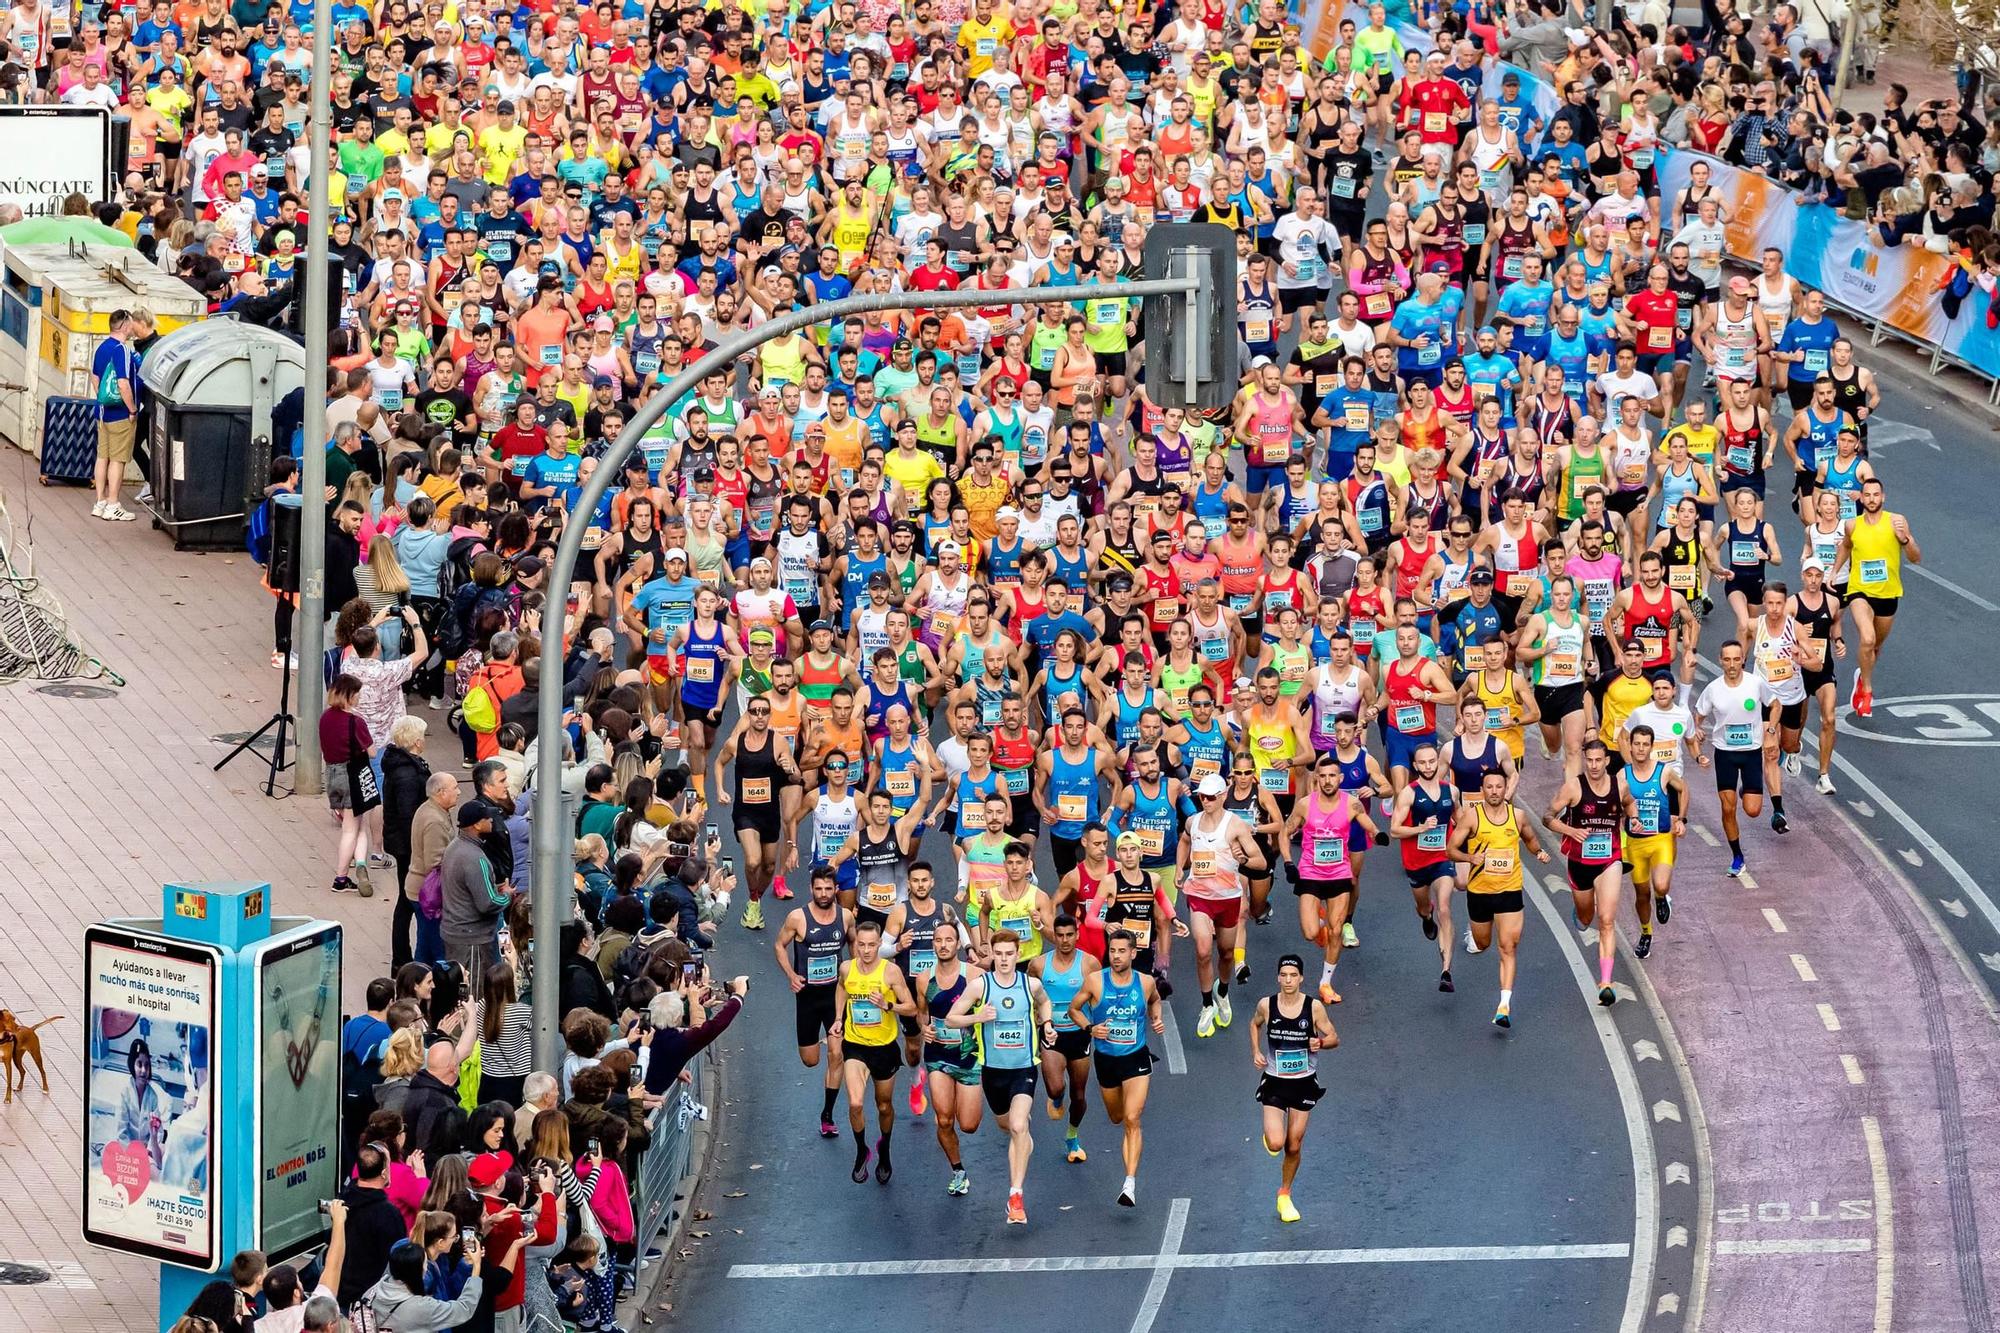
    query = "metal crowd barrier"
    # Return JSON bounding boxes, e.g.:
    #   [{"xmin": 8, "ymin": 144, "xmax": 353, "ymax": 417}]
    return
[{"xmin": 632, "ymin": 1054, "xmax": 708, "ymax": 1251}]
